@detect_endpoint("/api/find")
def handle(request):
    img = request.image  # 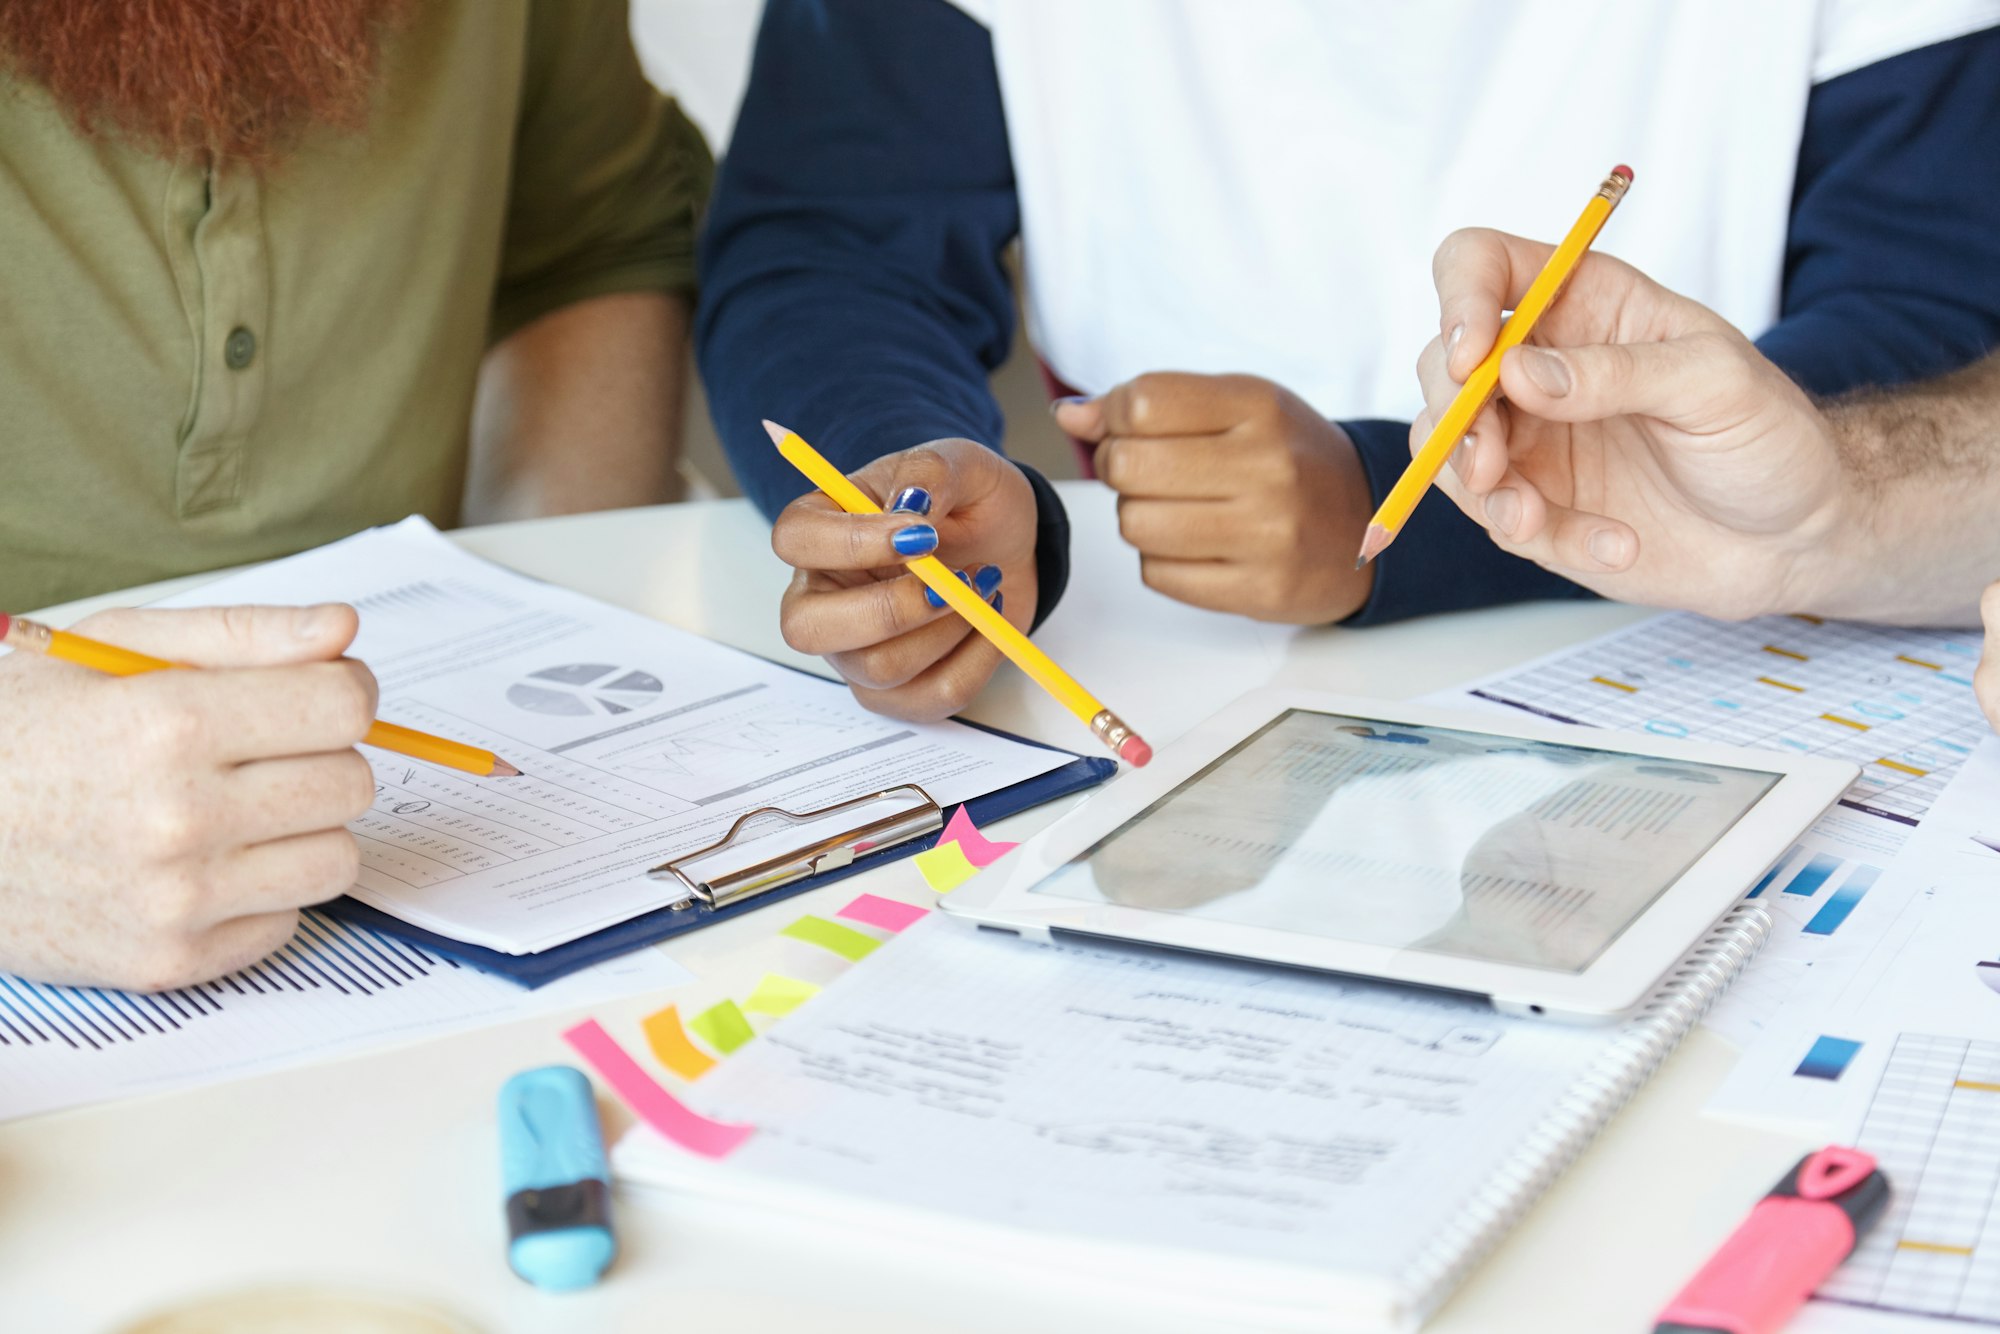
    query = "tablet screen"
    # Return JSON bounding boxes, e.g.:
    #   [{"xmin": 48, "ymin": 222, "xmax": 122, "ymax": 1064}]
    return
[{"xmin": 1030, "ymin": 710, "xmax": 1781, "ymax": 973}]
